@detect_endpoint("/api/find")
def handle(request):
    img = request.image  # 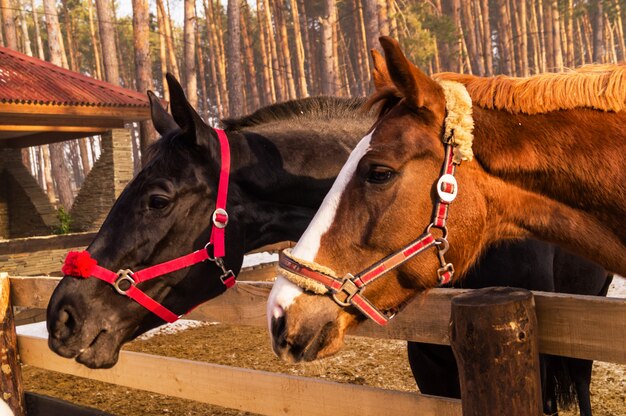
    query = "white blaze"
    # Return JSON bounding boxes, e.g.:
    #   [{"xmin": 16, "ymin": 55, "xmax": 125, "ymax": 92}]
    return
[{"xmin": 267, "ymin": 131, "xmax": 373, "ymax": 321}]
